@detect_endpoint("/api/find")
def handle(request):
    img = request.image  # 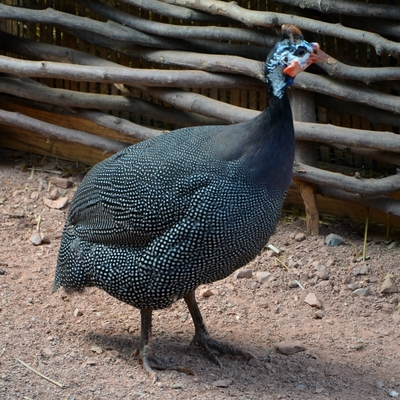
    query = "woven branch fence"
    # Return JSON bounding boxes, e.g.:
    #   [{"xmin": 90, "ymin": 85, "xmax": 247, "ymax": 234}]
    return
[{"xmin": 1, "ymin": 0, "xmax": 400, "ymax": 232}]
